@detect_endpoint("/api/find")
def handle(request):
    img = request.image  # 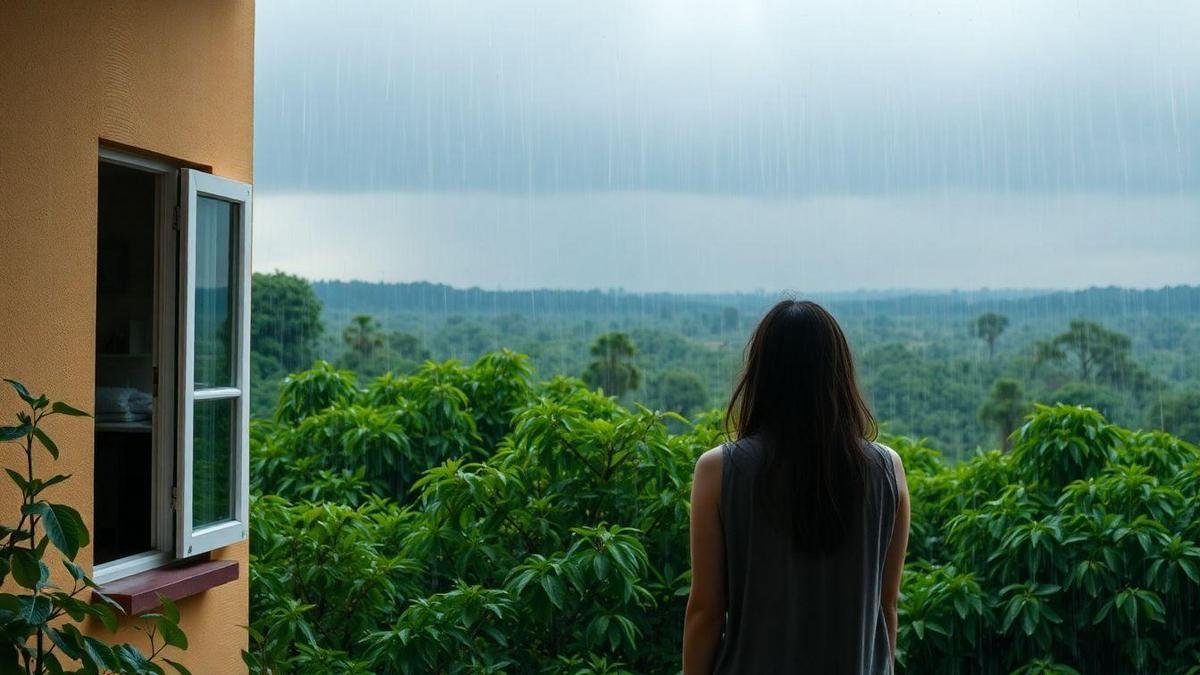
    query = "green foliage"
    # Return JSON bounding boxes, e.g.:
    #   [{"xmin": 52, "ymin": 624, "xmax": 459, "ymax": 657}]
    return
[
  {"xmin": 1148, "ymin": 389, "xmax": 1200, "ymax": 444},
  {"xmin": 251, "ymin": 271, "xmax": 324, "ymax": 374},
  {"xmin": 341, "ymin": 315, "xmax": 385, "ymax": 366},
  {"xmin": 978, "ymin": 378, "xmax": 1028, "ymax": 452},
  {"xmin": 337, "ymin": 315, "xmax": 438, "ymax": 381},
  {"xmin": 1038, "ymin": 320, "xmax": 1151, "ymax": 392},
  {"xmin": 581, "ymin": 333, "xmax": 640, "ymax": 399},
  {"xmin": 273, "ymin": 361, "xmax": 359, "ymax": 425},
  {"xmin": 247, "ymin": 363, "xmax": 717, "ymax": 672},
  {"xmin": 248, "ymin": 357, "xmax": 1200, "ymax": 673},
  {"xmin": 250, "ymin": 272, "xmax": 325, "ymax": 417},
  {"xmin": 646, "ymin": 370, "xmax": 708, "ymax": 417},
  {"xmin": 861, "ymin": 343, "xmax": 990, "ymax": 455},
  {"xmin": 975, "ymin": 312, "xmax": 1009, "ymax": 360},
  {"xmin": 907, "ymin": 404, "xmax": 1200, "ymax": 673},
  {"xmin": 1047, "ymin": 381, "xmax": 1126, "ymax": 420},
  {"xmin": 1, "ymin": 379, "xmax": 189, "ymax": 675}
]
